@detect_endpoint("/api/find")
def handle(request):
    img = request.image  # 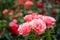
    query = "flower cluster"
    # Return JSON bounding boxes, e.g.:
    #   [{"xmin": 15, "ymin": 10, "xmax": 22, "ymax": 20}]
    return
[
  {"xmin": 18, "ymin": 14, "xmax": 56, "ymax": 36},
  {"xmin": 24, "ymin": 14, "xmax": 56, "ymax": 28},
  {"xmin": 9, "ymin": 19, "xmax": 19, "ymax": 35}
]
